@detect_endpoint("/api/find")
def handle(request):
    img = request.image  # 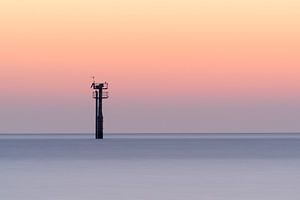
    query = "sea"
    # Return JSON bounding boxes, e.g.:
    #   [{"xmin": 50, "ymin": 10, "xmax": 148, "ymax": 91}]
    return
[{"xmin": 1, "ymin": 133, "xmax": 300, "ymax": 200}]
